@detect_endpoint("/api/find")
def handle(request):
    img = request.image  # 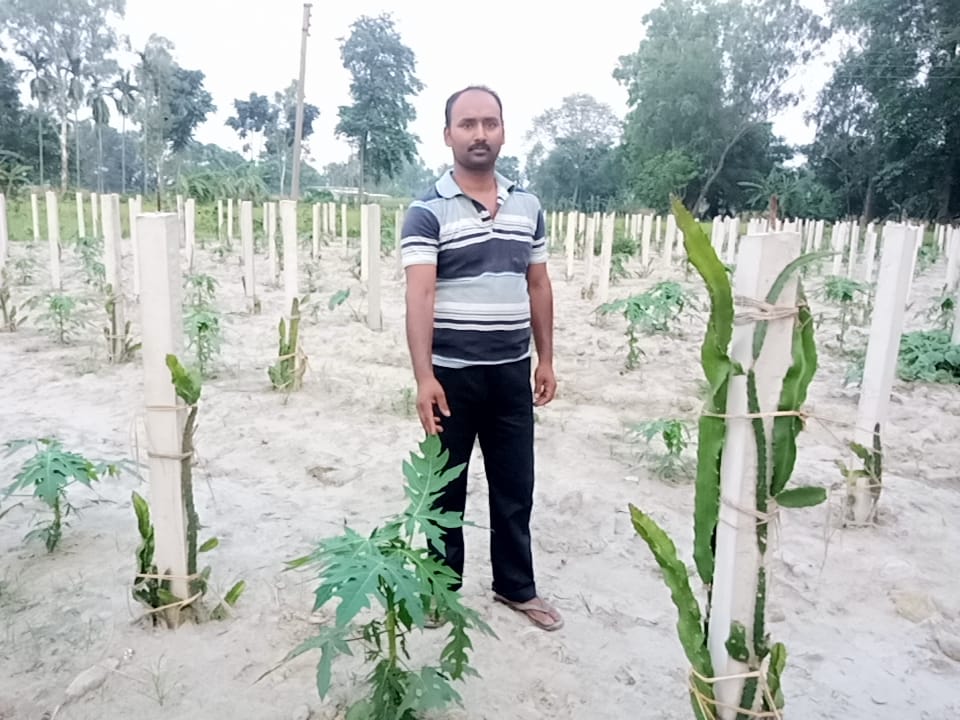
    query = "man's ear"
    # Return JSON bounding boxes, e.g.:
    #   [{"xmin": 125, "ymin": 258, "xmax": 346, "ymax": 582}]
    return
[{"xmin": 443, "ymin": 127, "xmax": 452, "ymax": 148}]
